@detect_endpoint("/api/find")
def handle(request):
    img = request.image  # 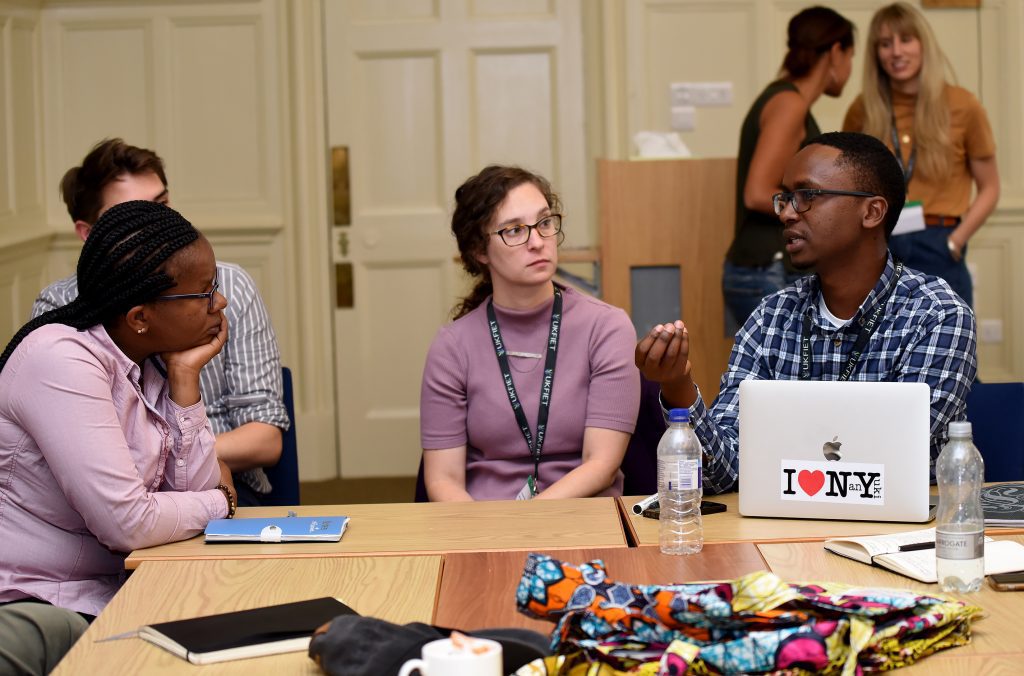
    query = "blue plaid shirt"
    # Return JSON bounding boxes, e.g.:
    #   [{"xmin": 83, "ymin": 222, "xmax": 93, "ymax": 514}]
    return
[{"xmin": 693, "ymin": 253, "xmax": 977, "ymax": 494}]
